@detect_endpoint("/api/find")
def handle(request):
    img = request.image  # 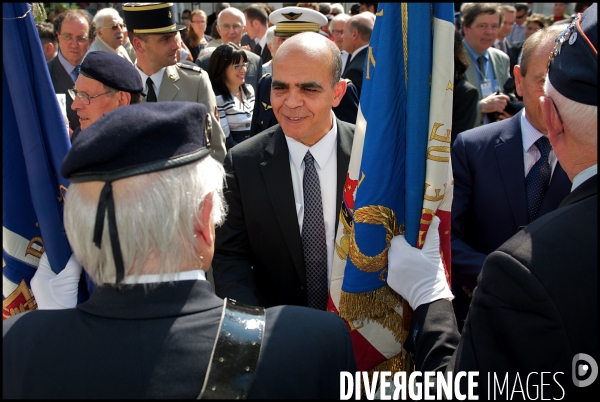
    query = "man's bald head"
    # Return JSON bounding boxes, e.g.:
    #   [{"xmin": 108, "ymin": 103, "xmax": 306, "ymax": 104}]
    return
[
  {"xmin": 274, "ymin": 32, "xmax": 342, "ymax": 88},
  {"xmin": 343, "ymin": 12, "xmax": 374, "ymax": 53}
]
